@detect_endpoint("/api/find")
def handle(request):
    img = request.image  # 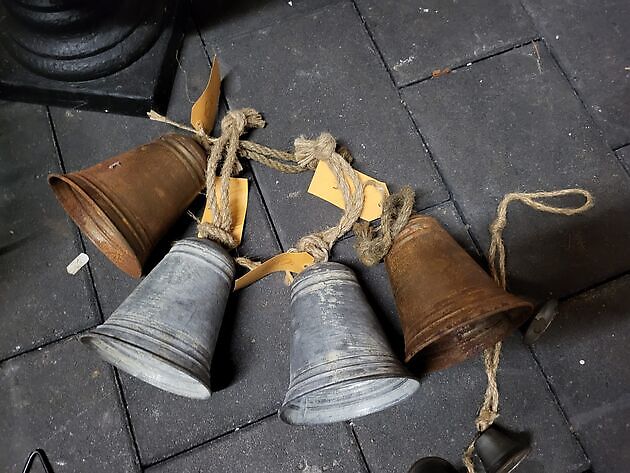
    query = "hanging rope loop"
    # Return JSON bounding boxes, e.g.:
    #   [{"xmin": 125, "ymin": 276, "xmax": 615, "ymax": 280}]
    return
[{"xmin": 462, "ymin": 187, "xmax": 594, "ymax": 473}]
